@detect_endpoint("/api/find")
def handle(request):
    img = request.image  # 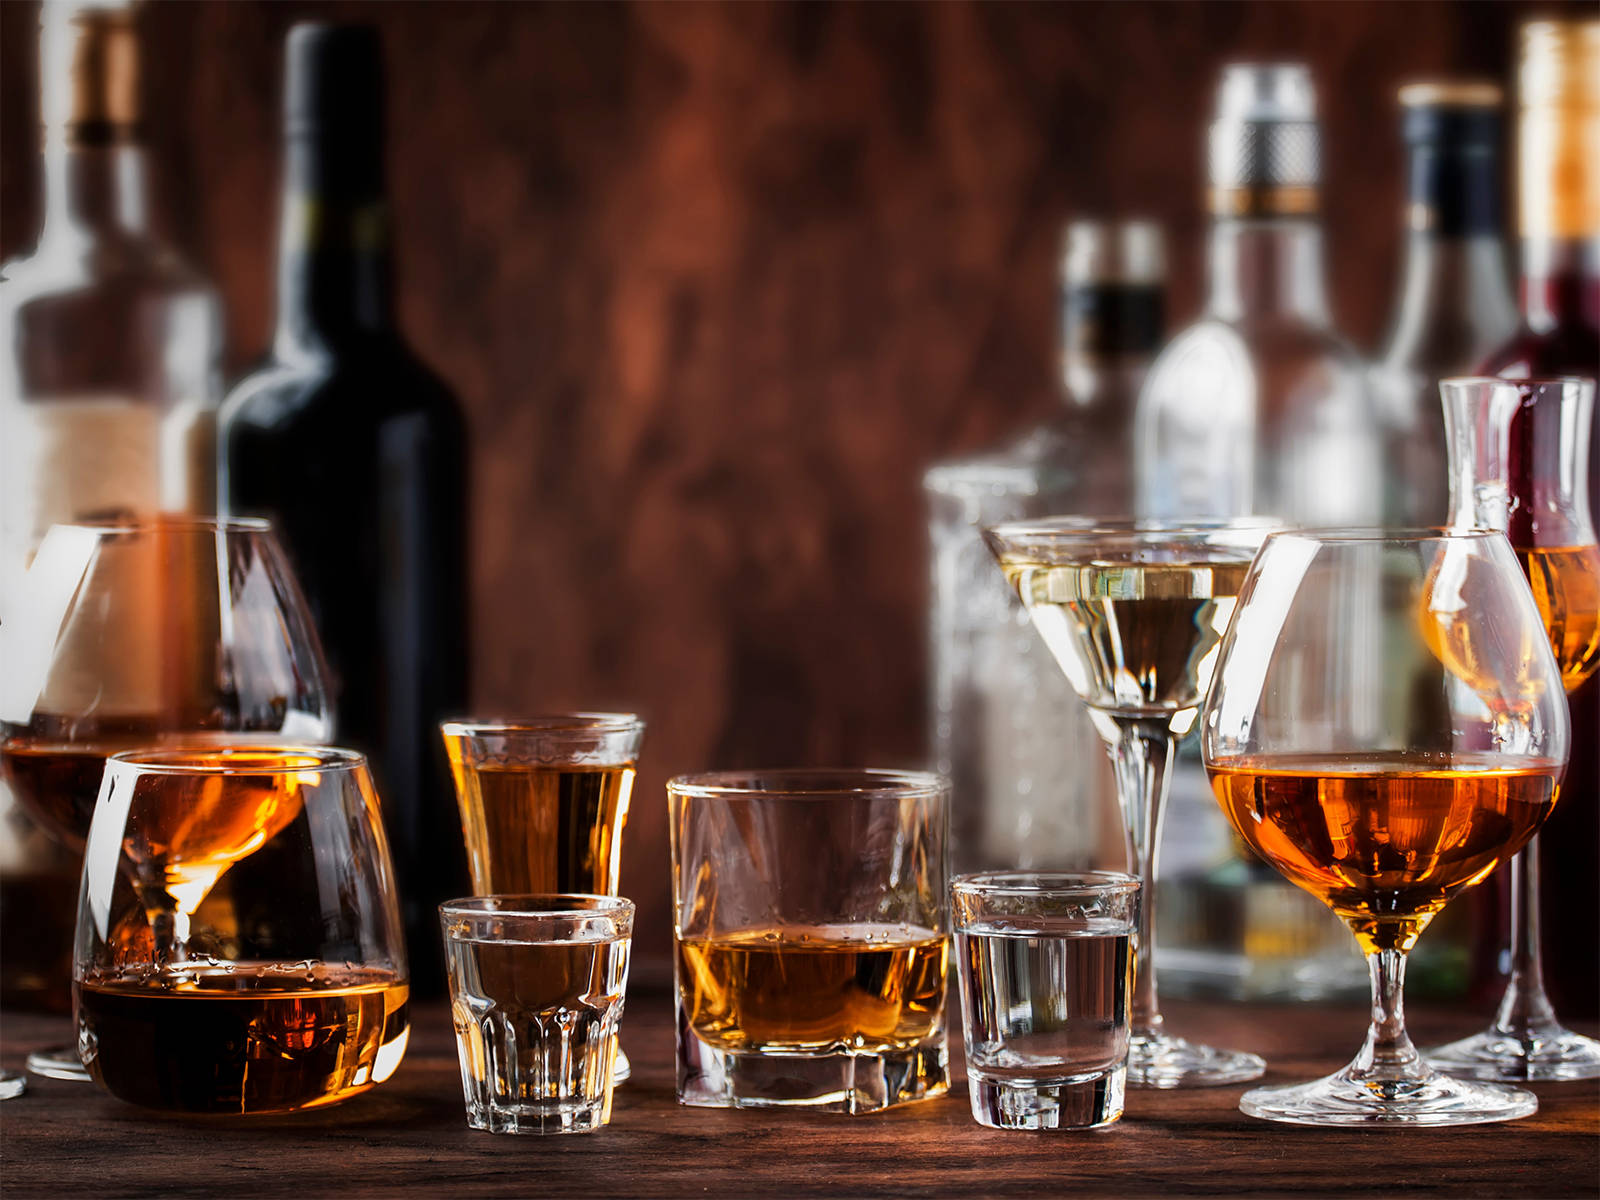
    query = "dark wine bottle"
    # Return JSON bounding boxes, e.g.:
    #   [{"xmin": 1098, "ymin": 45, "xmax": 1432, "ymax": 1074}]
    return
[
  {"xmin": 1474, "ymin": 18, "xmax": 1599, "ymax": 1021},
  {"xmin": 219, "ymin": 24, "xmax": 469, "ymax": 994}
]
